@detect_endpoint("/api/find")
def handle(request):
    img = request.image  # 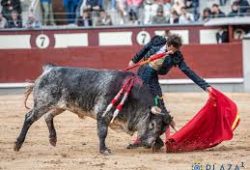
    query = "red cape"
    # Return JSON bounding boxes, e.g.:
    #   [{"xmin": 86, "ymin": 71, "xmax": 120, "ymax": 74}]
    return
[{"xmin": 165, "ymin": 88, "xmax": 240, "ymax": 152}]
